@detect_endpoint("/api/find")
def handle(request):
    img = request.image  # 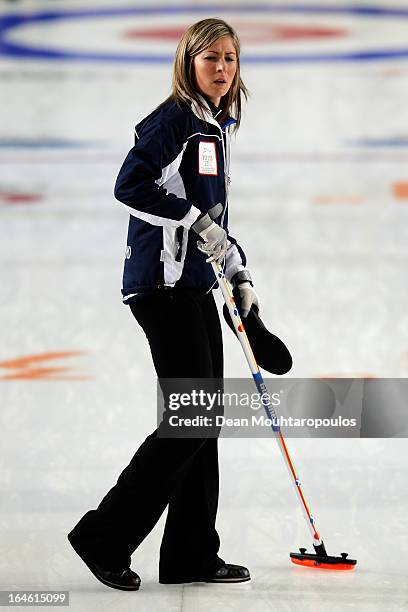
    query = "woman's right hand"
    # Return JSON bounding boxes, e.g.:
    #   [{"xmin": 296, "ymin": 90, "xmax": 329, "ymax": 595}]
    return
[{"xmin": 192, "ymin": 213, "xmax": 228, "ymax": 264}]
